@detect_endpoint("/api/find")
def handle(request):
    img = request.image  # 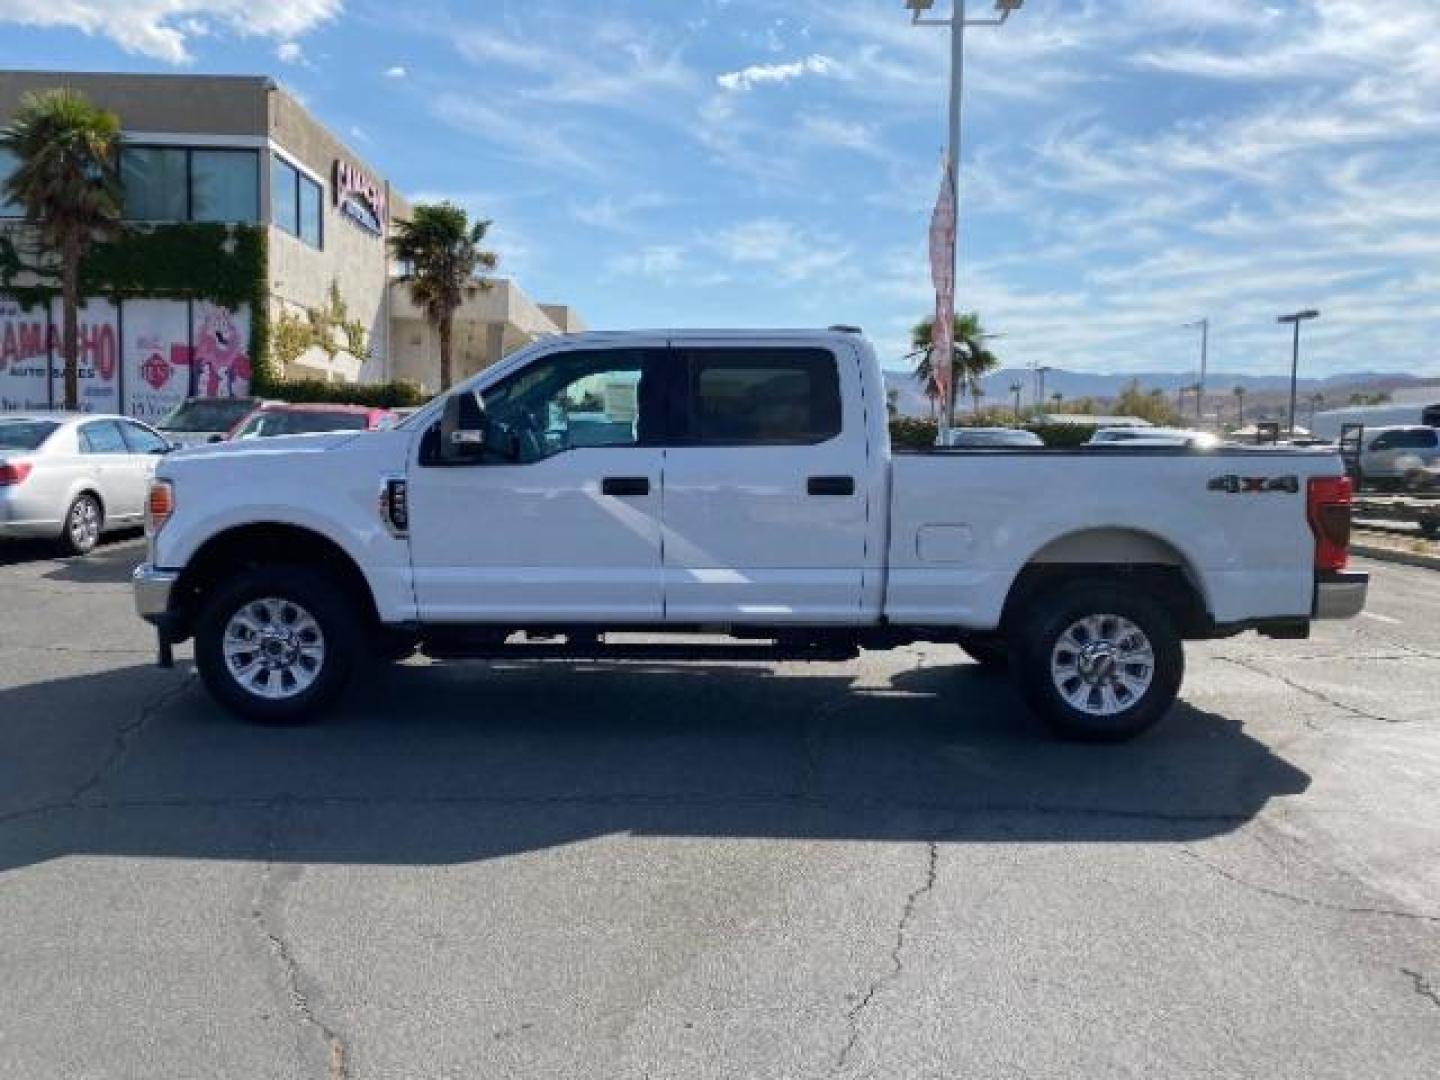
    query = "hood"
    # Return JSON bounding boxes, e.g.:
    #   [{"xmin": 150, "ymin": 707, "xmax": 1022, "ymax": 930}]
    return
[{"xmin": 170, "ymin": 431, "xmax": 363, "ymax": 460}]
